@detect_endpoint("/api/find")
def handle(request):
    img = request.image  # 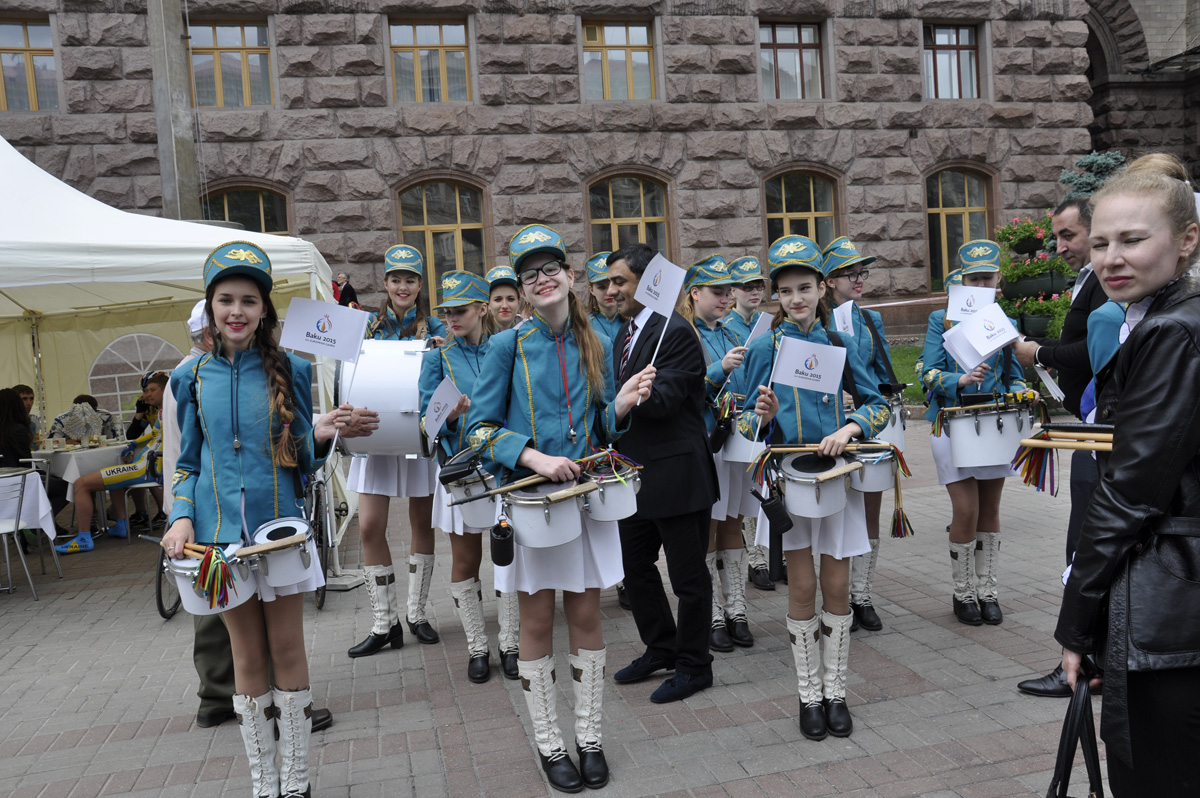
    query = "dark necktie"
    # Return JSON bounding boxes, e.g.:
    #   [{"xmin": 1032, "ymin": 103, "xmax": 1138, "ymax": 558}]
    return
[{"xmin": 620, "ymin": 320, "xmax": 637, "ymax": 379}]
